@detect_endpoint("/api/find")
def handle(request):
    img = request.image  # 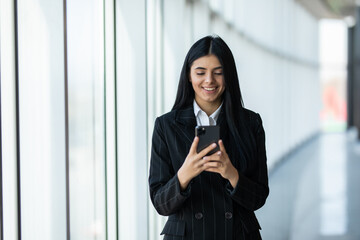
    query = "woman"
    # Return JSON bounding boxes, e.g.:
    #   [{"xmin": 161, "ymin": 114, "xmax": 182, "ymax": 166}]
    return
[{"xmin": 149, "ymin": 35, "xmax": 269, "ymax": 240}]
